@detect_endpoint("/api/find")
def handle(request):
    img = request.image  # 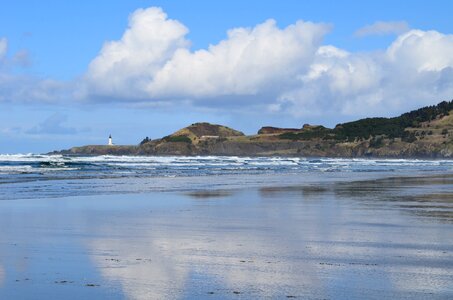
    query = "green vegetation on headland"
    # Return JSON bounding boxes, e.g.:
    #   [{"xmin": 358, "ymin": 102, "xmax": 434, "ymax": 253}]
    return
[
  {"xmin": 163, "ymin": 135, "xmax": 192, "ymax": 143},
  {"xmin": 51, "ymin": 100, "xmax": 453, "ymax": 158},
  {"xmin": 278, "ymin": 100, "xmax": 453, "ymax": 142}
]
